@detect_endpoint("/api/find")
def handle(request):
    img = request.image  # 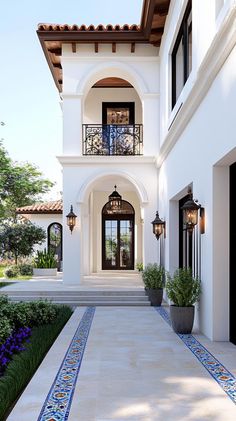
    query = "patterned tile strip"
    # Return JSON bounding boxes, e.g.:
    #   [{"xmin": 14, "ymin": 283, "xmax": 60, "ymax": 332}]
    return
[
  {"xmin": 37, "ymin": 306, "xmax": 96, "ymax": 421},
  {"xmin": 155, "ymin": 306, "xmax": 236, "ymax": 404}
]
